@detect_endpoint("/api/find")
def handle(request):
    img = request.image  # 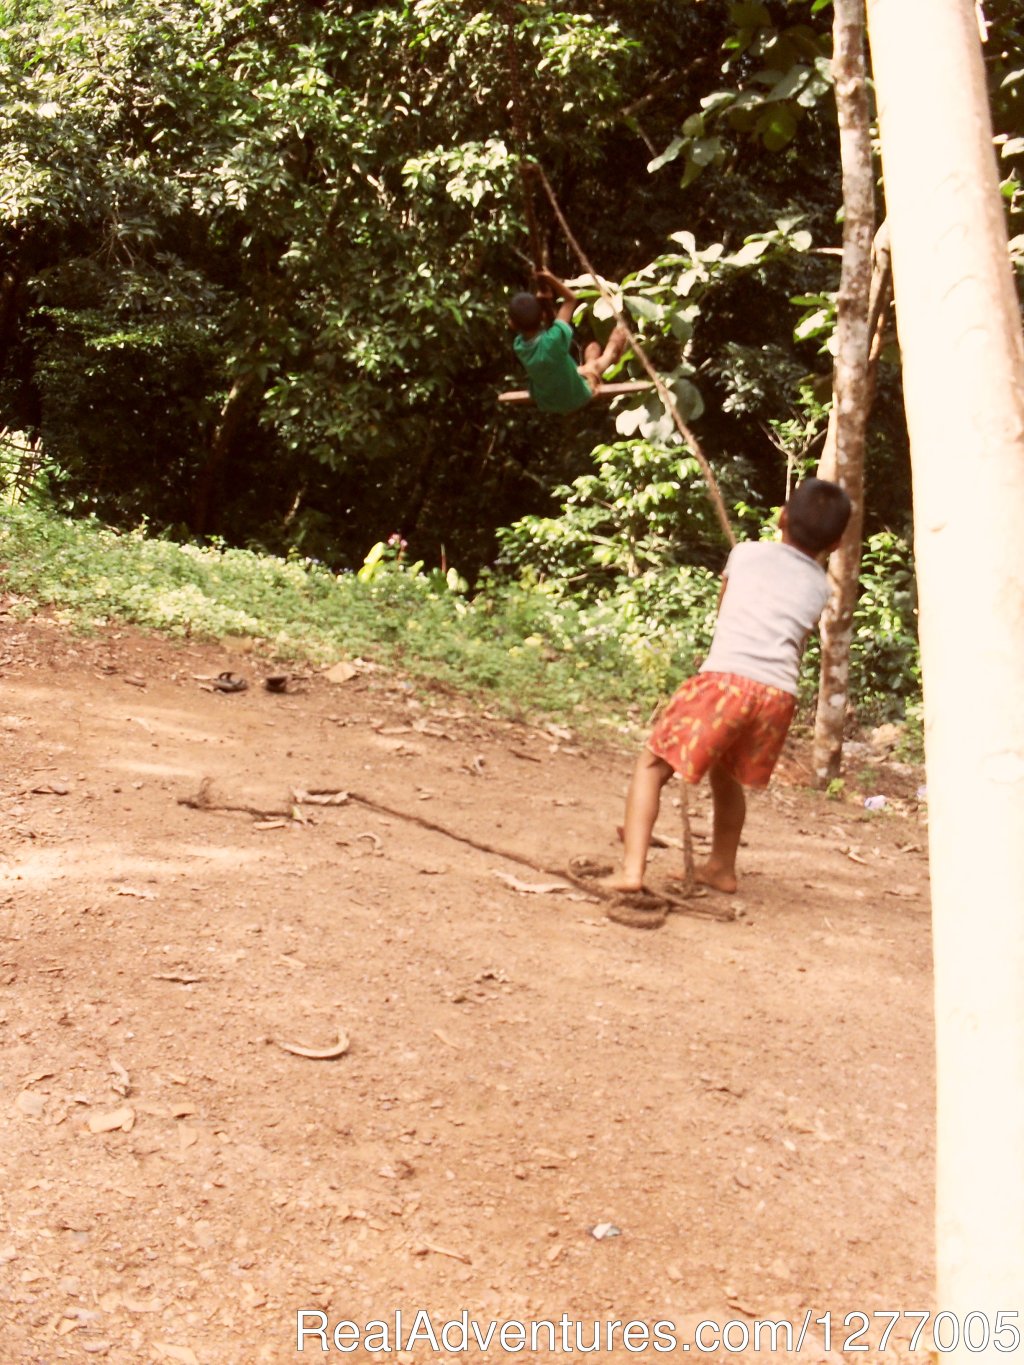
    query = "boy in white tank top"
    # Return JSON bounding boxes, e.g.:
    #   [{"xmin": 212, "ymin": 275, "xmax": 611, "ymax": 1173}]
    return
[{"xmin": 602, "ymin": 478, "xmax": 852, "ymax": 896}]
